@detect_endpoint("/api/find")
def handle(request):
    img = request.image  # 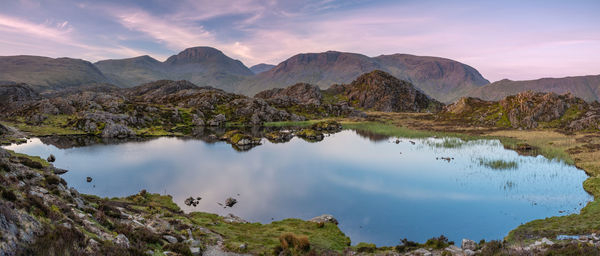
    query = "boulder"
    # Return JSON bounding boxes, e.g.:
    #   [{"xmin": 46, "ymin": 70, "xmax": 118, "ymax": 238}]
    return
[
  {"xmin": 115, "ymin": 234, "xmax": 130, "ymax": 248},
  {"xmin": 101, "ymin": 123, "xmax": 135, "ymax": 138},
  {"xmin": 461, "ymin": 238, "xmax": 477, "ymax": 250},
  {"xmin": 309, "ymin": 214, "xmax": 338, "ymax": 225},
  {"xmin": 163, "ymin": 235, "xmax": 178, "ymax": 244}
]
